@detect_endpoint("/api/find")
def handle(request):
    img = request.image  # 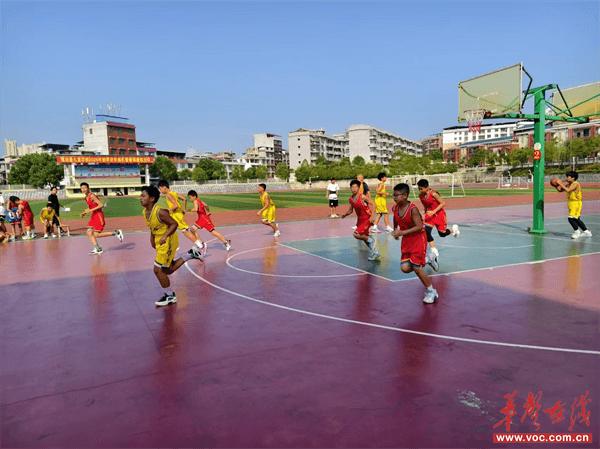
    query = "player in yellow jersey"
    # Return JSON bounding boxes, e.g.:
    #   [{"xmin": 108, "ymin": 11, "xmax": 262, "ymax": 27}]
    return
[
  {"xmin": 257, "ymin": 183, "xmax": 280, "ymax": 237},
  {"xmin": 552, "ymin": 171, "xmax": 592, "ymax": 239},
  {"xmin": 39, "ymin": 202, "xmax": 57, "ymax": 238},
  {"xmin": 158, "ymin": 180, "xmax": 207, "ymax": 255},
  {"xmin": 372, "ymin": 172, "xmax": 394, "ymax": 233},
  {"xmin": 141, "ymin": 185, "xmax": 203, "ymax": 307}
]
